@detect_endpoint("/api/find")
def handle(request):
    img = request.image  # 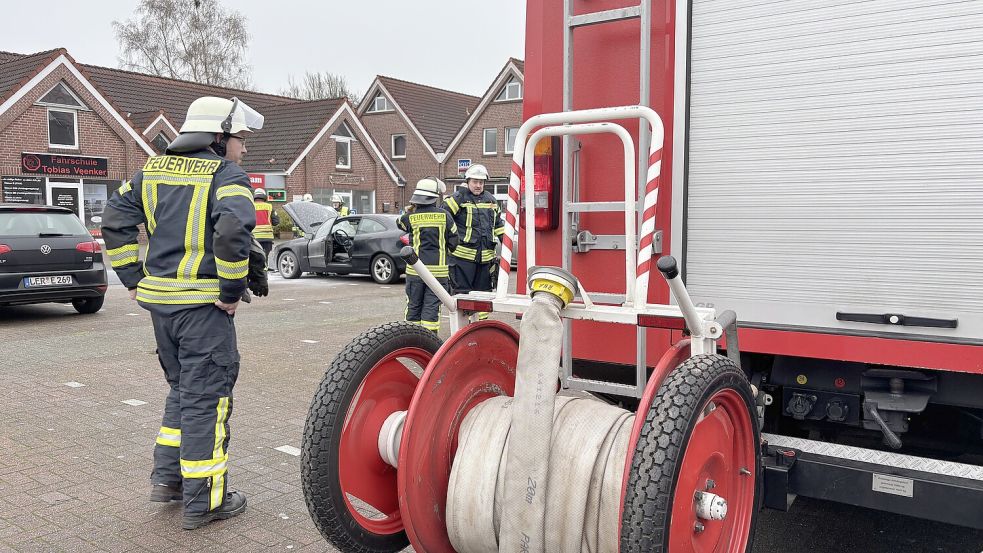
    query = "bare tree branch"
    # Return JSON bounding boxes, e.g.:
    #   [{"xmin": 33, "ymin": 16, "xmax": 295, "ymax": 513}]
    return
[
  {"xmin": 113, "ymin": 0, "xmax": 253, "ymax": 89},
  {"xmin": 279, "ymin": 71, "xmax": 361, "ymax": 103}
]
